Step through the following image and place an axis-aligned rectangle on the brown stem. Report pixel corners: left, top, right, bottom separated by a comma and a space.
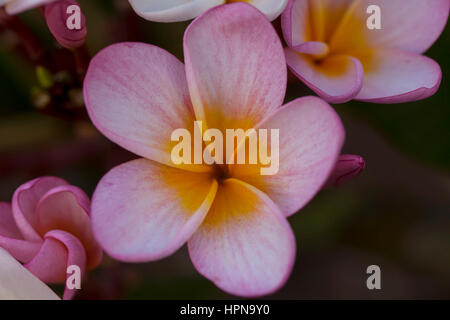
72, 44, 90, 80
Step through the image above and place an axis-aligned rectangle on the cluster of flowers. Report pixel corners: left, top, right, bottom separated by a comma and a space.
0, 0, 448, 299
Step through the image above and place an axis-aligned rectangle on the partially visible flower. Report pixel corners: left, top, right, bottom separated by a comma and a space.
282, 0, 449, 103
45, 0, 86, 50
325, 154, 365, 188
0, 0, 56, 15
0, 177, 103, 300
84, 3, 344, 297
0, 247, 59, 300
128, 0, 288, 22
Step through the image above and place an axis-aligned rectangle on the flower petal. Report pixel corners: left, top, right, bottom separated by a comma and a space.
35, 185, 103, 270
285, 48, 363, 103
184, 3, 287, 132
188, 179, 296, 297
0, 202, 21, 239
355, 48, 442, 103
5, 0, 56, 15
246, 0, 288, 21
0, 248, 59, 300
91, 158, 218, 262
331, 0, 450, 54
292, 41, 330, 57
129, 0, 223, 22
0, 203, 41, 263
24, 231, 86, 300
24, 237, 68, 283
230, 96, 345, 216
84, 42, 208, 172
282, 0, 354, 47
12, 177, 68, 242
45, 230, 87, 300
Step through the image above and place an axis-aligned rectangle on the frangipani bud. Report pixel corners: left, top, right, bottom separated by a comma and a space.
45, 0, 86, 50
325, 154, 366, 188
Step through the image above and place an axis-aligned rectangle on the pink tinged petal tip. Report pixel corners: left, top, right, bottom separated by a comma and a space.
324, 154, 366, 188
45, 0, 87, 50
355, 49, 442, 103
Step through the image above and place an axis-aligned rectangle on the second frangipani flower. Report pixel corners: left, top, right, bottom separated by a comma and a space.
282, 0, 450, 104
128, 0, 288, 22
84, 3, 344, 296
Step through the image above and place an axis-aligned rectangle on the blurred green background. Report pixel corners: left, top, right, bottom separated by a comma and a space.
0, 1, 449, 299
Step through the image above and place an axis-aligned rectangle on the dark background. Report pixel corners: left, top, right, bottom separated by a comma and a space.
0, 1, 449, 299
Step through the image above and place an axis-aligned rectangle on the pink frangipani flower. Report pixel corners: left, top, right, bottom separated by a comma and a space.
0, 0, 57, 15
282, 0, 449, 104
84, 3, 344, 297
0, 247, 59, 300
128, 0, 288, 22
0, 177, 103, 300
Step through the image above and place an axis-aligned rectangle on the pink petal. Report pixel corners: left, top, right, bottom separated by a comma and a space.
24, 236, 68, 283
285, 48, 364, 103
0, 202, 21, 239
91, 159, 218, 262
12, 177, 68, 242
45, 230, 87, 300
231, 96, 345, 217
184, 3, 287, 132
5, 0, 56, 15
282, 0, 310, 46
188, 179, 296, 297
0, 238, 41, 264
84, 42, 202, 170
339, 0, 450, 54
24, 231, 87, 300
0, 203, 41, 262
0, 248, 59, 300
35, 185, 103, 270
355, 48, 442, 103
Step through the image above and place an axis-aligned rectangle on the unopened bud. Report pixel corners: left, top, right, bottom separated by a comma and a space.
325, 154, 366, 188
45, 0, 86, 50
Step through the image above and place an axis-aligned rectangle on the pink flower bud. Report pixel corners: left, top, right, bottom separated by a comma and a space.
45, 0, 86, 50
325, 154, 366, 188
0, 177, 103, 300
